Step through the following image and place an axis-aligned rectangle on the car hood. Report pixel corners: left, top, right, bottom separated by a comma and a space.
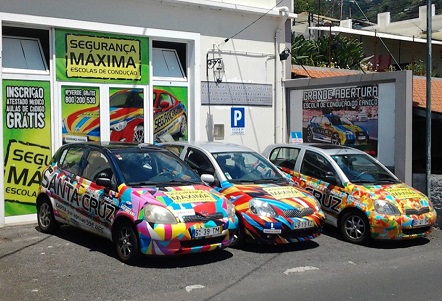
221, 183, 319, 211
346, 182, 433, 212
121, 184, 228, 218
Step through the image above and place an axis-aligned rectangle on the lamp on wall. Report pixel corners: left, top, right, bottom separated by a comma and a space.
207, 58, 225, 83
279, 48, 291, 61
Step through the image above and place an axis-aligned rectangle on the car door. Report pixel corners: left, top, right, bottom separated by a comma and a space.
297, 150, 346, 224
77, 148, 119, 237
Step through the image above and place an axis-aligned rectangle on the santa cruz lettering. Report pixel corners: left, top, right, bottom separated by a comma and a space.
305, 187, 342, 213
41, 168, 117, 222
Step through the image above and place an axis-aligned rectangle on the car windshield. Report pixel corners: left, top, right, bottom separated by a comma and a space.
213, 151, 286, 184
329, 115, 344, 125
112, 149, 202, 186
331, 153, 400, 184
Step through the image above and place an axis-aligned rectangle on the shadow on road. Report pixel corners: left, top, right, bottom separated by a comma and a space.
322, 224, 432, 249
234, 239, 319, 254
46, 224, 234, 268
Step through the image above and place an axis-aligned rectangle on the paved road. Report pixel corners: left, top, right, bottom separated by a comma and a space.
1, 223, 441, 301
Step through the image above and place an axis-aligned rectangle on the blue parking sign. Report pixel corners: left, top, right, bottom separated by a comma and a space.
231, 107, 245, 128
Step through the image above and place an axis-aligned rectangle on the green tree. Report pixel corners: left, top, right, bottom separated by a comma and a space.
291, 33, 365, 70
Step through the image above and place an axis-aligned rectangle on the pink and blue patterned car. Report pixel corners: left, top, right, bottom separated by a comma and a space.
36, 142, 237, 264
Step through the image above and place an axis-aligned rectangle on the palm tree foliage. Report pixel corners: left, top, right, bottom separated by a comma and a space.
291, 33, 365, 70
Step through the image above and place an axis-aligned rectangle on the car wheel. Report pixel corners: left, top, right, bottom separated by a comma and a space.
306, 128, 314, 142
339, 210, 370, 244
113, 221, 140, 264
133, 125, 144, 142
230, 214, 245, 248
331, 133, 341, 145
37, 197, 59, 234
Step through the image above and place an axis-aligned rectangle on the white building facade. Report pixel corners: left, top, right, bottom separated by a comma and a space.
0, 0, 294, 225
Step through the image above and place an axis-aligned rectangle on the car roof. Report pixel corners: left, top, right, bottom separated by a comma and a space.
161, 141, 255, 153
265, 143, 365, 156
62, 141, 164, 152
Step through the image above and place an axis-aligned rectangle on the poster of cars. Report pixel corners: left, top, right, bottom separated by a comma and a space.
62, 86, 100, 143
302, 85, 378, 155
61, 86, 187, 143
153, 86, 188, 142
3, 80, 51, 216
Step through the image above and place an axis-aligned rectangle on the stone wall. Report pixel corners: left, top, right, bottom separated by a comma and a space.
413, 173, 442, 228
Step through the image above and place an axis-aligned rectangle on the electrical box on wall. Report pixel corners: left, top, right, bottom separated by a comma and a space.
214, 124, 224, 140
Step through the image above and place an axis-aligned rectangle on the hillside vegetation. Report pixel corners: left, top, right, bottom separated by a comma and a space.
294, 0, 442, 23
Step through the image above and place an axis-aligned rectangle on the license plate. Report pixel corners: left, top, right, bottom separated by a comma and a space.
358, 136, 366, 140
412, 218, 428, 227
293, 220, 314, 229
194, 226, 222, 238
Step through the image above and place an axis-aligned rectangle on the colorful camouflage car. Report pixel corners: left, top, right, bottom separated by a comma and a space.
263, 143, 437, 243
37, 142, 237, 264
161, 141, 326, 247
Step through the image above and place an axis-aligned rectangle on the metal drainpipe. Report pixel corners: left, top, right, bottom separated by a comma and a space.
274, 7, 289, 144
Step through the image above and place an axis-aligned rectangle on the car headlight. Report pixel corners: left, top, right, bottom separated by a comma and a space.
374, 200, 400, 216
110, 120, 128, 132
144, 204, 177, 224
249, 199, 277, 217
226, 199, 236, 219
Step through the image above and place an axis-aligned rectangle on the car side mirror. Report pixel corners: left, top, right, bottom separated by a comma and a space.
96, 175, 113, 189
324, 171, 341, 186
201, 174, 215, 184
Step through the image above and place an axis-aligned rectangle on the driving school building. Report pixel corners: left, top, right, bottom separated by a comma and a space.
0, 0, 294, 225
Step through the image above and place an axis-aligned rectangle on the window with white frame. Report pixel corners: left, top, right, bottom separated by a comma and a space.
152, 41, 186, 80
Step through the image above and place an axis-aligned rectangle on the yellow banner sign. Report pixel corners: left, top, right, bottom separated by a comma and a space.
66, 34, 141, 80
164, 190, 216, 203
4, 141, 51, 204
385, 187, 423, 199
263, 186, 305, 199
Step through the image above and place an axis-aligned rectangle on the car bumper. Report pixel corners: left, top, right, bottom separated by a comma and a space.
241, 213, 325, 244
369, 210, 437, 240
136, 219, 237, 255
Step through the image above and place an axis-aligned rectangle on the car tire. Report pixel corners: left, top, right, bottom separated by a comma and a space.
113, 221, 141, 264
339, 210, 370, 244
229, 214, 245, 248
37, 197, 60, 234
331, 133, 341, 145
133, 125, 144, 142
306, 128, 314, 142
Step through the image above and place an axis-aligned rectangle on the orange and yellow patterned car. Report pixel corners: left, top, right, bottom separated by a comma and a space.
161, 141, 326, 248
263, 143, 437, 244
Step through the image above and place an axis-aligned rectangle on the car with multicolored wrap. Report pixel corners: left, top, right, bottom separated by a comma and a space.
306, 114, 369, 145
36, 142, 237, 264
160, 141, 325, 247
62, 89, 187, 143
262, 143, 437, 244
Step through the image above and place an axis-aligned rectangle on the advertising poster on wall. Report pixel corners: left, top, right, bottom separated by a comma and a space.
302, 85, 379, 155
3, 80, 51, 216
61, 86, 100, 143
108, 87, 144, 142
153, 86, 188, 142
55, 29, 149, 84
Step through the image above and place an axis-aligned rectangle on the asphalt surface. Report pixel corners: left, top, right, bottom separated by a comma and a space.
1, 222, 441, 301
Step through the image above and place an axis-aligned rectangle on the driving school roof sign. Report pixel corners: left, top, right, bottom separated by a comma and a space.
55, 29, 149, 84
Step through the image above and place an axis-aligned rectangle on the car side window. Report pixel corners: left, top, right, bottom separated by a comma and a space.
269, 147, 299, 170
300, 150, 335, 181
163, 145, 184, 157
83, 150, 113, 182
184, 149, 214, 176
59, 146, 86, 175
